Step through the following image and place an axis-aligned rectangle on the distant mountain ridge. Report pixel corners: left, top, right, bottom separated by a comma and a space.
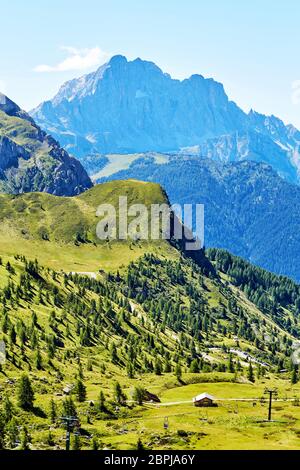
0, 93, 92, 196
31, 55, 300, 184
96, 155, 300, 282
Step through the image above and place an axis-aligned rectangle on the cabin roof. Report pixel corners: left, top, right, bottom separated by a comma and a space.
193, 392, 215, 402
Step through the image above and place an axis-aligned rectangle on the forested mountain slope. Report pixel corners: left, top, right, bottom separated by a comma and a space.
98, 156, 300, 281
0, 180, 300, 449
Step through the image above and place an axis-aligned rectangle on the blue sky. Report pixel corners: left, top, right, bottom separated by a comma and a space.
1, 0, 300, 127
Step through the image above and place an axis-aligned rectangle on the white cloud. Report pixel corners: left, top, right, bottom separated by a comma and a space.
34, 46, 109, 73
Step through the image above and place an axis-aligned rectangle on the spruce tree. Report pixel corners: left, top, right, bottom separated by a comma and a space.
62, 398, 77, 418
154, 359, 162, 375
136, 438, 145, 450
247, 362, 255, 383
75, 379, 87, 403
291, 365, 298, 384
3, 394, 14, 422
17, 374, 35, 410
190, 359, 200, 373
91, 436, 100, 450
133, 386, 146, 405
175, 363, 182, 381
19, 426, 31, 450
49, 399, 57, 424
98, 391, 106, 412
113, 382, 126, 405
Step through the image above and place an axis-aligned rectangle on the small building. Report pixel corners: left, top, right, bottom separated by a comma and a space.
193, 392, 216, 407
63, 384, 75, 396
144, 391, 161, 403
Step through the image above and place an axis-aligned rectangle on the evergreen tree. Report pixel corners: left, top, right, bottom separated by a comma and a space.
0, 412, 5, 450
98, 391, 106, 412
132, 386, 146, 405
49, 399, 57, 424
190, 359, 200, 373
34, 348, 43, 370
247, 362, 255, 383
17, 374, 35, 410
175, 363, 182, 381
110, 343, 118, 363
127, 361, 134, 378
154, 359, 162, 375
75, 379, 87, 403
113, 382, 126, 405
62, 398, 78, 418
3, 394, 14, 422
291, 365, 299, 384
91, 436, 100, 450
5, 417, 19, 449
19, 426, 31, 451
136, 438, 145, 450
227, 354, 235, 373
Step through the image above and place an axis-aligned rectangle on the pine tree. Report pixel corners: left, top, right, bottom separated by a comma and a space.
291, 365, 298, 384
127, 361, 134, 378
98, 391, 106, 412
110, 343, 118, 363
132, 386, 146, 405
227, 354, 235, 373
46, 431, 55, 447
62, 398, 77, 418
75, 379, 87, 403
34, 348, 43, 370
190, 359, 200, 373
175, 363, 182, 381
87, 358, 93, 371
19, 426, 31, 450
91, 436, 100, 450
136, 438, 145, 450
113, 382, 126, 405
17, 374, 35, 410
3, 394, 14, 422
154, 359, 162, 375
49, 399, 57, 424
5, 417, 19, 449
247, 362, 255, 383
0, 412, 5, 450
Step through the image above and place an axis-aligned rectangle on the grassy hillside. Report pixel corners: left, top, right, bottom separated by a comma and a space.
0, 180, 178, 272
0, 180, 300, 450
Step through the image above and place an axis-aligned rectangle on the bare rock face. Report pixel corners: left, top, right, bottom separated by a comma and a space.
0, 94, 92, 196
31, 56, 300, 183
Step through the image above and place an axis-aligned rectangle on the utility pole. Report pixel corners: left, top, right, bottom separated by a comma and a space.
164, 417, 169, 430
60, 416, 79, 450
264, 388, 278, 421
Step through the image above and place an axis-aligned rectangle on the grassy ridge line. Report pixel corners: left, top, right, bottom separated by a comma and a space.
0, 180, 178, 272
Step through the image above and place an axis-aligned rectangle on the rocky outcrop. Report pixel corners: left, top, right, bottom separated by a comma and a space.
0, 94, 92, 196
31, 56, 300, 183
